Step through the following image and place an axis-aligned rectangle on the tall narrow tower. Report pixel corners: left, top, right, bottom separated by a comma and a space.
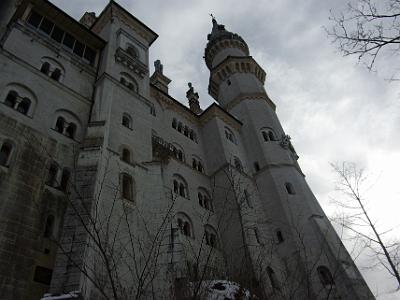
205, 19, 375, 299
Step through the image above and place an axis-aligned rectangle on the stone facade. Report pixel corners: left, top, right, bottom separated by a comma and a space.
0, 1, 375, 299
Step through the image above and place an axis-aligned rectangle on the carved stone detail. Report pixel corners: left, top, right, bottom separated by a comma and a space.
115, 47, 148, 78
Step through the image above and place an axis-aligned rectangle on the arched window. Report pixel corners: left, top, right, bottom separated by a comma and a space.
4, 90, 17, 108
40, 62, 50, 75
65, 123, 76, 139
16, 98, 31, 115
126, 45, 138, 59
60, 169, 70, 192
177, 122, 182, 132
198, 192, 203, 207
173, 175, 188, 199
317, 266, 334, 286
122, 113, 132, 129
198, 189, 213, 212
55, 117, 65, 133
46, 163, 58, 187
177, 213, 193, 238
198, 162, 204, 173
189, 130, 194, 140
51, 68, 62, 81
192, 158, 197, 169
244, 189, 253, 208
121, 173, 134, 201
285, 182, 296, 195
179, 183, 186, 197
121, 148, 131, 163
44, 215, 55, 238
262, 128, 276, 142
224, 127, 236, 144
0, 142, 13, 167
276, 230, 284, 243
234, 157, 243, 172
177, 150, 183, 161
267, 267, 279, 289
172, 118, 177, 129
205, 225, 218, 248
184, 126, 189, 137
173, 180, 179, 194
254, 162, 260, 172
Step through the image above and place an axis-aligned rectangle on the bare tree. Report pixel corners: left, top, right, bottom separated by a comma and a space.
331, 162, 400, 289
327, 0, 400, 78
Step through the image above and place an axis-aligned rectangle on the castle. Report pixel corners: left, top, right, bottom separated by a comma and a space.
0, 0, 375, 299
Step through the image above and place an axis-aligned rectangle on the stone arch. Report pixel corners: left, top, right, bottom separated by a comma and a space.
120, 72, 139, 92
172, 174, 189, 199
40, 56, 65, 82
53, 109, 83, 140
176, 212, 194, 238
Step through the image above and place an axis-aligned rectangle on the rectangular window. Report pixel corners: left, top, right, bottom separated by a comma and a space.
33, 266, 53, 285
73, 41, 85, 57
27, 11, 42, 28
62, 32, 75, 49
84, 46, 96, 65
39, 17, 54, 35
51, 25, 64, 43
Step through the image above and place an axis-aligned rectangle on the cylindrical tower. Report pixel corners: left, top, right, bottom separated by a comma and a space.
204, 19, 375, 299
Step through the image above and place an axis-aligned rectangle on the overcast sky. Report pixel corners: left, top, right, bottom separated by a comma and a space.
51, 0, 399, 298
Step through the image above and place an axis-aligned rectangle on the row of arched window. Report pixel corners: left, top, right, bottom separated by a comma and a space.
172, 118, 198, 143
176, 213, 219, 248
262, 128, 276, 142
172, 175, 213, 211
265, 265, 334, 291
3, 88, 80, 140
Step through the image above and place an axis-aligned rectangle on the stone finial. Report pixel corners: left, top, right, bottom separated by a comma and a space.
186, 82, 202, 114
154, 60, 163, 74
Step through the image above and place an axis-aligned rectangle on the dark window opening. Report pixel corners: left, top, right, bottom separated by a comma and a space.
4, 91, 17, 108
254, 228, 260, 244
39, 17, 54, 35
46, 163, 58, 186
192, 159, 197, 169
51, 68, 62, 81
73, 41, 85, 57
277, 230, 284, 243
317, 266, 335, 286
254, 162, 260, 172
65, 123, 76, 139
60, 169, 70, 192
55, 117, 64, 133
50, 25, 64, 43
179, 183, 186, 198
122, 115, 131, 128
172, 118, 177, 129
62, 33, 75, 49
16, 98, 31, 115
84, 47, 96, 65
285, 182, 296, 195
173, 180, 179, 194
122, 174, 133, 201
198, 162, 203, 173
0, 142, 12, 167
44, 215, 54, 238
33, 266, 53, 285
40, 62, 50, 75
268, 131, 275, 141
122, 149, 131, 163
198, 193, 203, 207
27, 11, 42, 28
